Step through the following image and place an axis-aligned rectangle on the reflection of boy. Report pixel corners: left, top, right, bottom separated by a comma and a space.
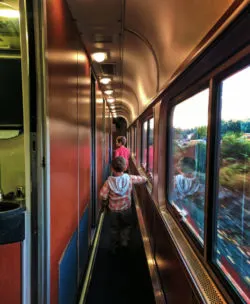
175, 157, 199, 197
173, 157, 204, 235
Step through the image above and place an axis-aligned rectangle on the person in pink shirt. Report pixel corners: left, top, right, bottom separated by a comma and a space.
114, 136, 130, 170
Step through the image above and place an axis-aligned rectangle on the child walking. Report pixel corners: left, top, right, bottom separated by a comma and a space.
114, 136, 130, 170
100, 156, 147, 253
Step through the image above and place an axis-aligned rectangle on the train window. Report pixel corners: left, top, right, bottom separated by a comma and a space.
169, 89, 209, 245
141, 118, 154, 178
148, 118, 154, 175
142, 121, 148, 170
133, 127, 137, 158
213, 65, 250, 303
127, 131, 131, 149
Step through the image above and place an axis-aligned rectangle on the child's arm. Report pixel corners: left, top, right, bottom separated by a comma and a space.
130, 175, 147, 185
99, 180, 110, 201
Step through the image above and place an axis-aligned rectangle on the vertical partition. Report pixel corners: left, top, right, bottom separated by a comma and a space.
45, 0, 92, 302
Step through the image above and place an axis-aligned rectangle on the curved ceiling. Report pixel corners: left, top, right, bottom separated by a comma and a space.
67, 0, 246, 124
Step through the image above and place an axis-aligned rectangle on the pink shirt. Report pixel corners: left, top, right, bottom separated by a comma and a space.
114, 145, 130, 168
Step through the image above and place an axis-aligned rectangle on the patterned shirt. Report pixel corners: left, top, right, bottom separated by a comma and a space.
100, 174, 147, 211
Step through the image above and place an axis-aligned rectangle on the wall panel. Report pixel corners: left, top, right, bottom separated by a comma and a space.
46, 0, 91, 302
95, 85, 104, 210
0, 243, 21, 304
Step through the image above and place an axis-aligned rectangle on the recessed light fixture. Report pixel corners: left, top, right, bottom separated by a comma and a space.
107, 97, 115, 103
104, 89, 113, 95
0, 9, 19, 18
91, 52, 107, 63
100, 77, 111, 85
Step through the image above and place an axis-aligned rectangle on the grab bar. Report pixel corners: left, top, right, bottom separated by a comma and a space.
78, 208, 106, 304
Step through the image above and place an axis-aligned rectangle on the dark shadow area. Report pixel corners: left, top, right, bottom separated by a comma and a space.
113, 117, 127, 149
86, 203, 155, 304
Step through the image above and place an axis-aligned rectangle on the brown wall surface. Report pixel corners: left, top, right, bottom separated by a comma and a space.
0, 243, 21, 304
46, 0, 91, 302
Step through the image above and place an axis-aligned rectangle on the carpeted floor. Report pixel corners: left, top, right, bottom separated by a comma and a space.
86, 205, 155, 304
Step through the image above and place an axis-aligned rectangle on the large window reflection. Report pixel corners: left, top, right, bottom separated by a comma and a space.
169, 89, 209, 244
133, 127, 137, 158
214, 66, 250, 303
148, 118, 154, 175
142, 121, 148, 170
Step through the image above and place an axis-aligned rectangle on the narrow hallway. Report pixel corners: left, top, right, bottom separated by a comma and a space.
86, 204, 155, 304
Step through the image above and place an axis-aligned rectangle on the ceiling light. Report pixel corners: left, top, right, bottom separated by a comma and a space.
91, 52, 107, 63
104, 89, 113, 95
107, 97, 115, 103
0, 9, 20, 18
100, 77, 111, 85
110, 105, 115, 109
113, 113, 117, 118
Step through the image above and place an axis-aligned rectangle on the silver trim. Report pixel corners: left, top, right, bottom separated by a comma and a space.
160, 209, 227, 304
19, 0, 31, 303
0, 54, 21, 59
79, 209, 106, 304
33, 0, 51, 302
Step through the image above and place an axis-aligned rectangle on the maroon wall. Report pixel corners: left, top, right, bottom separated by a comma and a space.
0, 243, 21, 303
46, 0, 91, 302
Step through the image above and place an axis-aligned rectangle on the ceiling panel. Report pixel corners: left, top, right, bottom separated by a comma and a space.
66, 0, 243, 124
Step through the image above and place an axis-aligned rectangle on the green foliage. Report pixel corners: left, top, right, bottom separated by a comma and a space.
221, 119, 250, 135
221, 132, 250, 160
197, 126, 207, 138
220, 164, 250, 196
220, 131, 250, 194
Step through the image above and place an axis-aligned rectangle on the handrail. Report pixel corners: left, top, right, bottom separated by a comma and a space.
78, 208, 106, 304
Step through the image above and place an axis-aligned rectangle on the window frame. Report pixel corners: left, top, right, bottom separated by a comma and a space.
165, 50, 250, 303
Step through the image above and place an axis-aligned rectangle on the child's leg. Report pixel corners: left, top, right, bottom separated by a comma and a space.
110, 211, 120, 252
120, 208, 132, 247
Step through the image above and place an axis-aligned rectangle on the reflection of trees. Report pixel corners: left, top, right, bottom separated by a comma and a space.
221, 132, 250, 160
220, 132, 250, 196
221, 119, 250, 135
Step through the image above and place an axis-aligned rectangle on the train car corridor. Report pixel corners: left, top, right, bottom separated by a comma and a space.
85, 203, 155, 304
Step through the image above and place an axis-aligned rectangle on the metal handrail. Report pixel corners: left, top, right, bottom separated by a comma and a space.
78, 208, 106, 304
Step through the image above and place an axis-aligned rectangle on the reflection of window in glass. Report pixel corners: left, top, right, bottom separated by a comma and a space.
126, 131, 129, 148
148, 118, 154, 174
214, 66, 250, 303
169, 89, 209, 244
0, 3, 20, 52
133, 127, 137, 158
142, 121, 148, 170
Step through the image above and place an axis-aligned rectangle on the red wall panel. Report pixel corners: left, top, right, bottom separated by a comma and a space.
46, 0, 91, 302
78, 51, 91, 216
96, 88, 104, 208
0, 243, 21, 304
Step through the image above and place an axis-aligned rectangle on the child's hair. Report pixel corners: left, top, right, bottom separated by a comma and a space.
116, 136, 126, 145
112, 156, 126, 172
178, 157, 196, 174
